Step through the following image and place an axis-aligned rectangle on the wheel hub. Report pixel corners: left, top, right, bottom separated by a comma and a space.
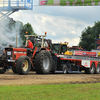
64, 68, 67, 74
23, 60, 28, 71
0, 67, 4, 70
43, 56, 50, 70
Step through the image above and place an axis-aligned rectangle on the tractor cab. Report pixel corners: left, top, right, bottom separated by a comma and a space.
52, 43, 67, 54
52, 42, 73, 55
24, 32, 52, 50
24, 34, 47, 48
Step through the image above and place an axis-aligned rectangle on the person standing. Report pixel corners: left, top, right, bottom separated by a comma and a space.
97, 45, 100, 49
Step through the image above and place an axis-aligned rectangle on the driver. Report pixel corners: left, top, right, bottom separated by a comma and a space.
26, 40, 33, 49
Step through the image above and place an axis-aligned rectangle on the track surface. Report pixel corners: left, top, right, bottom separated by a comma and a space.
0, 70, 100, 85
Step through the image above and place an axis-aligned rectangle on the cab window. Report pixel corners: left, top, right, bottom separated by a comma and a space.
60, 45, 67, 54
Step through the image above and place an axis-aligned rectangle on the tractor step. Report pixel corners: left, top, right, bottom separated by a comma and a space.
68, 71, 82, 74
55, 70, 82, 74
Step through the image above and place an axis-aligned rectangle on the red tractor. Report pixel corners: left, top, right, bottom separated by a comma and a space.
0, 33, 54, 75
68, 46, 83, 52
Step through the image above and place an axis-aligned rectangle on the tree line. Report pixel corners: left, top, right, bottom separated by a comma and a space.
79, 21, 100, 51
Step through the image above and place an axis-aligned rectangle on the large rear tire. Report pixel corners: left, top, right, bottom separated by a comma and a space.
0, 66, 6, 74
16, 56, 31, 75
94, 63, 100, 74
34, 50, 52, 74
85, 63, 95, 74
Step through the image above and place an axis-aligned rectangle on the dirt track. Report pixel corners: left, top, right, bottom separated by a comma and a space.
0, 70, 100, 85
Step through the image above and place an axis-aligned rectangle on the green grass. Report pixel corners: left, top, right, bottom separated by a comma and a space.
0, 83, 100, 100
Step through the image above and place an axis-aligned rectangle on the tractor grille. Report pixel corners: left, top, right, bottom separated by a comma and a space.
6, 51, 12, 59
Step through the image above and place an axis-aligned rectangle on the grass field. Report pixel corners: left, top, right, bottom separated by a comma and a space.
0, 83, 100, 100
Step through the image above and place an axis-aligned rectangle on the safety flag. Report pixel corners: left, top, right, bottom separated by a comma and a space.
39, 0, 100, 6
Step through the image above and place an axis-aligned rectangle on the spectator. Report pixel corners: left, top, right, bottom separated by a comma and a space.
97, 45, 100, 49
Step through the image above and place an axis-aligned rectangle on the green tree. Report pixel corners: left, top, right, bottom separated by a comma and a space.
79, 21, 100, 51
20, 23, 36, 45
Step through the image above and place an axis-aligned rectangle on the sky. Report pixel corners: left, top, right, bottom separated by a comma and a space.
9, 0, 100, 47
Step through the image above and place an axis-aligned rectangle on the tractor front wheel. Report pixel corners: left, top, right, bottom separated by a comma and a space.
16, 56, 31, 75
0, 66, 6, 74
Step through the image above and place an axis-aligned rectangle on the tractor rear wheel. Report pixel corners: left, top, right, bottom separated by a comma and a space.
34, 50, 52, 74
0, 66, 6, 74
16, 56, 31, 75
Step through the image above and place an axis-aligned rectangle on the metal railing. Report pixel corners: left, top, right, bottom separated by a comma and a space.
0, 0, 33, 11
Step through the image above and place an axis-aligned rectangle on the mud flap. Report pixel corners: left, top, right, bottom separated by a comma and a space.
81, 60, 90, 68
